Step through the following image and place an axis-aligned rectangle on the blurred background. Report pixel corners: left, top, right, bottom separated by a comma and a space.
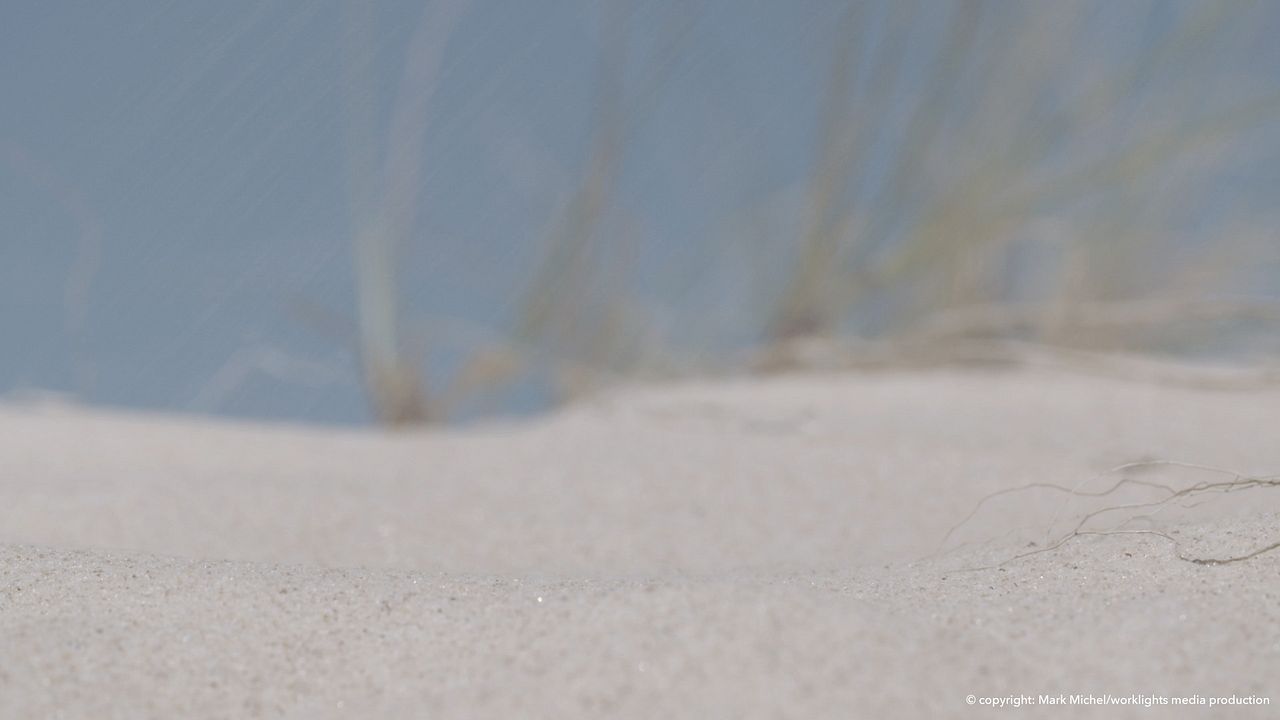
3, 0, 1279, 427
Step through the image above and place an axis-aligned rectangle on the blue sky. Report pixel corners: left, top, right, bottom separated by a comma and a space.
3, 1, 1278, 425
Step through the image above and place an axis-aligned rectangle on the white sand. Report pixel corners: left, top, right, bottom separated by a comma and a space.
2, 368, 1278, 717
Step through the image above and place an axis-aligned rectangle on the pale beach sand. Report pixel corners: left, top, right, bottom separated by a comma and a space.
2, 368, 1278, 718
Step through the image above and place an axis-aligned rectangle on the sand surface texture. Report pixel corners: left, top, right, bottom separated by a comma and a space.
2, 369, 1278, 718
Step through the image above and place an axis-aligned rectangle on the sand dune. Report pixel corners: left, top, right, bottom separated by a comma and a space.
3, 369, 1278, 717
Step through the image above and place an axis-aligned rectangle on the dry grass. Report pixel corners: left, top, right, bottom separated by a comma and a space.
942, 460, 1280, 570
341, 1, 1279, 424
341, 0, 468, 425
514, 2, 697, 402
759, 1, 1279, 369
